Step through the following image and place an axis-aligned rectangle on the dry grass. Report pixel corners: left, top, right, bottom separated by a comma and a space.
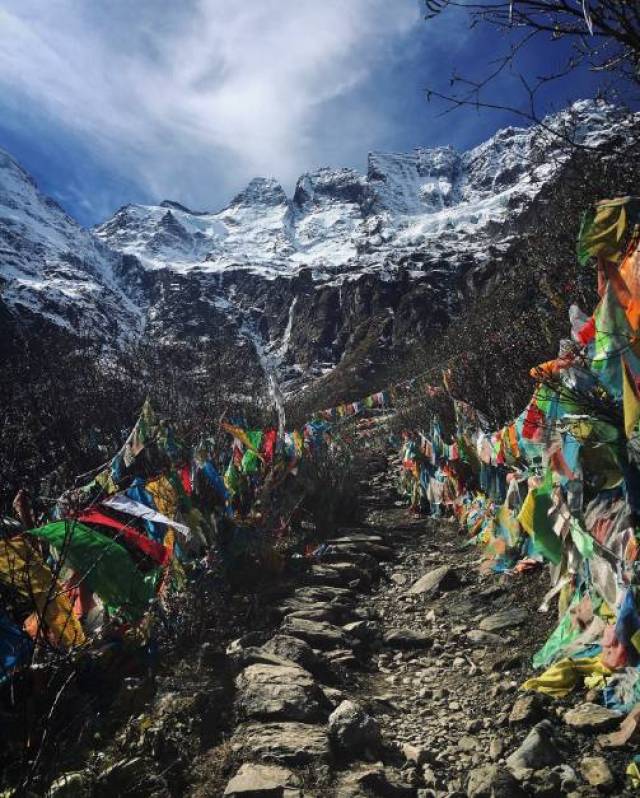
186, 739, 239, 798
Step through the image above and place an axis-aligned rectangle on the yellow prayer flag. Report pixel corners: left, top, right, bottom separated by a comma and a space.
0, 537, 85, 648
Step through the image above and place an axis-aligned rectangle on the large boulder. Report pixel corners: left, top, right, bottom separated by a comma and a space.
235, 663, 329, 722
328, 699, 381, 756
231, 721, 331, 766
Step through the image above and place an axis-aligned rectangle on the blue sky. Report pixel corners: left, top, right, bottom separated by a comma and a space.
0, 0, 619, 227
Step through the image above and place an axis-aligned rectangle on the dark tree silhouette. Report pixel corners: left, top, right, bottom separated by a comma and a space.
423, 1, 640, 128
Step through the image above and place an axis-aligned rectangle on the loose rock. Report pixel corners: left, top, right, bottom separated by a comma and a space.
509, 694, 546, 726
223, 762, 301, 797
406, 565, 459, 596
231, 721, 331, 766
328, 699, 382, 755
383, 628, 432, 649
564, 704, 622, 732
261, 634, 329, 679
466, 764, 526, 798
235, 663, 328, 722
281, 616, 353, 650
479, 609, 528, 633
506, 720, 564, 778
579, 756, 615, 790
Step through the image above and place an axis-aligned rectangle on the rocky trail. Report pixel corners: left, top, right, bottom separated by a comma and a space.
206, 450, 638, 798
55, 451, 637, 798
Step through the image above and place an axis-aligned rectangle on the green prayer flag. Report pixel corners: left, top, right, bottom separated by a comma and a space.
27, 521, 157, 621
533, 594, 581, 669
570, 519, 594, 560
518, 471, 562, 565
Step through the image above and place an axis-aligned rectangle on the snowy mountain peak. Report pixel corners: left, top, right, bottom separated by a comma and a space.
160, 199, 203, 214
2, 98, 637, 390
293, 167, 369, 210
90, 99, 635, 285
0, 146, 145, 337
229, 177, 288, 209
0, 146, 37, 190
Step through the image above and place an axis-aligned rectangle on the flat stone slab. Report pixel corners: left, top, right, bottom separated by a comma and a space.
281, 616, 353, 650
323, 550, 380, 573
232, 648, 306, 671
260, 635, 329, 680
235, 663, 328, 722
343, 620, 381, 642
310, 562, 368, 587
326, 649, 359, 669
328, 534, 385, 545
276, 599, 342, 620
332, 541, 394, 561
223, 762, 301, 797
231, 721, 331, 766
383, 628, 432, 649
406, 565, 459, 596
333, 764, 415, 798
564, 703, 622, 731
479, 608, 528, 632
284, 608, 340, 624
467, 765, 526, 798
294, 585, 355, 603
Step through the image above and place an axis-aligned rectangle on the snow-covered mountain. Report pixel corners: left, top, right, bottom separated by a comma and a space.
0, 100, 636, 392
96, 100, 628, 284
0, 148, 146, 339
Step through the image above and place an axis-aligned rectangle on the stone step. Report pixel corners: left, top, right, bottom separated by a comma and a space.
230, 721, 331, 767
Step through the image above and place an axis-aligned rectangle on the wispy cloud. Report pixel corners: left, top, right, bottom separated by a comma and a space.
0, 0, 421, 218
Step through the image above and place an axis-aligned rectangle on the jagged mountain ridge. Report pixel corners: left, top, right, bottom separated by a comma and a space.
0, 100, 635, 394
0, 149, 146, 340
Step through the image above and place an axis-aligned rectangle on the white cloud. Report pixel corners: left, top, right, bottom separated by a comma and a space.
0, 0, 420, 214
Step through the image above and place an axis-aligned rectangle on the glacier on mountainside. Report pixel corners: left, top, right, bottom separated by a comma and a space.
95, 100, 635, 285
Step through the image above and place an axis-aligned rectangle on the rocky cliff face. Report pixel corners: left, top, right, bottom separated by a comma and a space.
0, 100, 635, 395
